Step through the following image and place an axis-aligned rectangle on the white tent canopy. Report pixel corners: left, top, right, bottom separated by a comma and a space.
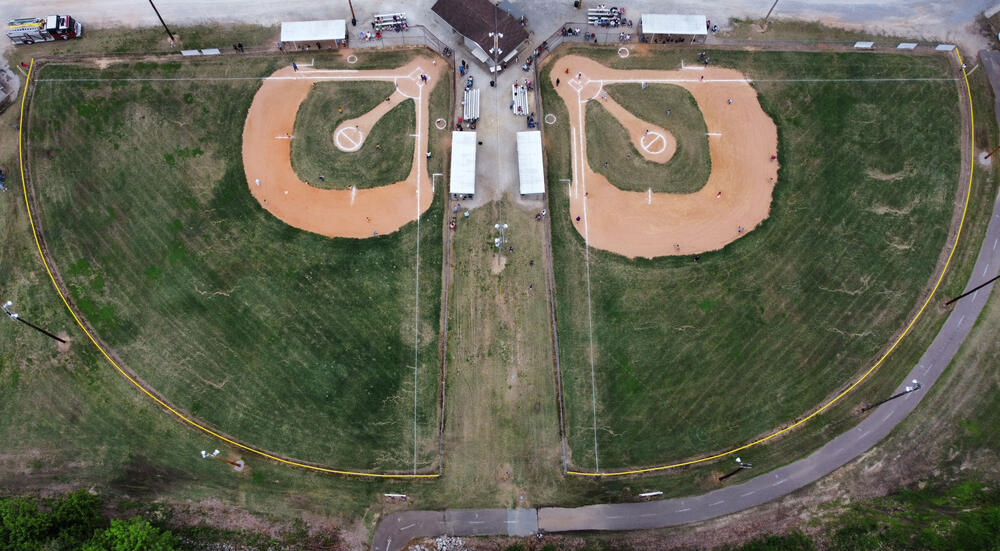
640, 14, 707, 36
516, 131, 545, 195
280, 20, 346, 43
450, 131, 477, 195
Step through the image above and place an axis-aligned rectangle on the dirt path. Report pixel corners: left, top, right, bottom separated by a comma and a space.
242, 56, 440, 238
550, 55, 779, 258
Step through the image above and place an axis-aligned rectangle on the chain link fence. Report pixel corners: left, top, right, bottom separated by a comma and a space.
349, 25, 452, 58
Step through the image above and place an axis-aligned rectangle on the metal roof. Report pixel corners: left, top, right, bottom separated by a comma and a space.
516, 131, 545, 195
450, 131, 477, 195
280, 20, 346, 43
640, 14, 708, 35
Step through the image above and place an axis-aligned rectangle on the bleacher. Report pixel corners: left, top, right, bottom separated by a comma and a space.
511, 83, 529, 116
587, 5, 626, 27
463, 89, 480, 121
372, 12, 408, 32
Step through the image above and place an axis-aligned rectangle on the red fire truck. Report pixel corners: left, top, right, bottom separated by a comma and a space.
7, 15, 82, 45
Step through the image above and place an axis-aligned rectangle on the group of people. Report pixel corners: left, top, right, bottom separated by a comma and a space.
372, 14, 408, 33
358, 30, 384, 41
590, 5, 628, 27
617, 32, 633, 42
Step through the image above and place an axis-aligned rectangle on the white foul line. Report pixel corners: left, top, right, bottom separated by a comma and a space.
577, 93, 601, 472
411, 80, 425, 474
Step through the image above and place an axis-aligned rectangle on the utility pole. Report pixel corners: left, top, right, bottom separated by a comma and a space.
201, 450, 245, 471
718, 457, 752, 481
2, 301, 66, 343
147, 0, 175, 44
348, 0, 357, 26
761, 0, 780, 30
860, 381, 921, 413
946, 274, 1000, 305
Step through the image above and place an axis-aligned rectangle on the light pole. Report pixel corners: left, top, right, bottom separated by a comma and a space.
147, 0, 175, 44
488, 2, 502, 85
860, 380, 922, 413
2, 301, 66, 343
488, 32, 503, 84
718, 457, 753, 481
201, 449, 245, 471
347, 0, 357, 27
495, 223, 509, 248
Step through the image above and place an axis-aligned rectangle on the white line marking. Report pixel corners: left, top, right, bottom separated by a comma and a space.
579, 93, 601, 472
993, 238, 997, 250
741, 491, 755, 497
400, 523, 415, 531
983, 264, 990, 277
706, 132, 722, 136
860, 429, 872, 438
411, 82, 425, 474
608, 515, 623, 519
973, 290, 978, 302
883, 411, 893, 422
773, 479, 785, 486
647, 187, 652, 205
38, 76, 959, 83
350, 182, 357, 205
676, 508, 691, 512
710, 500, 725, 506
641, 513, 656, 517
958, 315, 965, 327
469, 521, 484, 525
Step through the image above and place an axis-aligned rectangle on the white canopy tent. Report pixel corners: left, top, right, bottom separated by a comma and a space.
450, 131, 477, 195
516, 131, 545, 195
640, 14, 707, 36
280, 19, 347, 47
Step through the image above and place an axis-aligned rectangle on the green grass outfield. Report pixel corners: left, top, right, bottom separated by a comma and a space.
290, 81, 415, 190
586, 83, 710, 194
26, 53, 443, 472
542, 47, 962, 470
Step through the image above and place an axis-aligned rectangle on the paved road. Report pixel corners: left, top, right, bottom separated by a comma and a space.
371, 55, 1000, 550
1, 0, 992, 54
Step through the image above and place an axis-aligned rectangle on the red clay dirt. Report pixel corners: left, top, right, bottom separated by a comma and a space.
550, 55, 779, 258
242, 56, 440, 238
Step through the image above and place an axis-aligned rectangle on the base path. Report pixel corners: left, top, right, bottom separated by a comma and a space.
551, 55, 778, 258
242, 57, 440, 238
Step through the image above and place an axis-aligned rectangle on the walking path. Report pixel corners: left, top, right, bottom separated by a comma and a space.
372, 53, 1000, 550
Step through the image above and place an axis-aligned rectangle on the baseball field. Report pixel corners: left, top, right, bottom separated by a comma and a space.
541, 47, 963, 471
26, 51, 448, 472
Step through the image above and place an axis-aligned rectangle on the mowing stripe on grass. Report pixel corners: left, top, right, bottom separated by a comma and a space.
567, 50, 977, 477
19, 58, 438, 479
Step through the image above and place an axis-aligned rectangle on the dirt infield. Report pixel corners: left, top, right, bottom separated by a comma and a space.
242, 56, 440, 238
550, 55, 779, 258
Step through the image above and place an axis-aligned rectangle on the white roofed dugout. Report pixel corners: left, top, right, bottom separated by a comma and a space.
280, 20, 346, 44
640, 14, 707, 36
516, 131, 545, 195
450, 131, 477, 195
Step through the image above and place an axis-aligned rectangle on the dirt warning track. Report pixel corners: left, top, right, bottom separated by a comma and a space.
242, 57, 440, 238
551, 55, 779, 258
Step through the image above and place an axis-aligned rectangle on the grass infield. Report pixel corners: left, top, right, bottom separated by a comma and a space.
27, 54, 442, 471
587, 83, 710, 194
543, 48, 961, 470
290, 81, 415, 190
